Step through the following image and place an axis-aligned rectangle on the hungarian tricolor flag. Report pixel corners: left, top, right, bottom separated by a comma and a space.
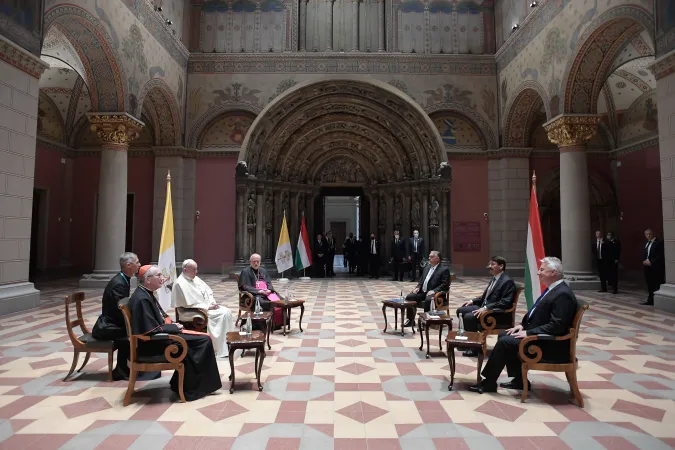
525, 172, 546, 309
295, 215, 312, 271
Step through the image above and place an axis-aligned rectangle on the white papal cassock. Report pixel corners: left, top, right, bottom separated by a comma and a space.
172, 274, 234, 357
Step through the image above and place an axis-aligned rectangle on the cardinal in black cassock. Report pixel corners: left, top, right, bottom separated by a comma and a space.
129, 265, 222, 401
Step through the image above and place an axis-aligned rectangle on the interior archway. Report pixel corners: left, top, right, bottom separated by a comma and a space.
503, 85, 546, 148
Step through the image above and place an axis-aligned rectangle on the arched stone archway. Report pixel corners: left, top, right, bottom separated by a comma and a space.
138, 79, 182, 146
234, 77, 451, 271
561, 5, 655, 114
43, 5, 128, 113
188, 104, 263, 148
503, 83, 548, 148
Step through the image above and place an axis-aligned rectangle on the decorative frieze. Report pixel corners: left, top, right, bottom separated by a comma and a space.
0, 34, 49, 78
648, 49, 675, 81
544, 115, 599, 147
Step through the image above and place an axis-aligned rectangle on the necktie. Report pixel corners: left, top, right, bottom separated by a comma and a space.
414, 239, 417, 252
526, 288, 548, 319
487, 277, 496, 295
647, 241, 652, 257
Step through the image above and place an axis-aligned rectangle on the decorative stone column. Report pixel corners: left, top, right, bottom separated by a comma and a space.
80, 113, 144, 288
544, 114, 599, 289
299, 0, 308, 51
351, 0, 359, 51
377, 0, 385, 51
236, 184, 247, 262
60, 156, 74, 267
313, 0, 320, 51
326, 0, 334, 51
651, 51, 675, 312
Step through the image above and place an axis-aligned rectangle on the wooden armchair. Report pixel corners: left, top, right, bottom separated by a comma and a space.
175, 307, 208, 332
518, 299, 589, 407
63, 291, 116, 382
479, 286, 524, 356
234, 273, 254, 327
119, 298, 188, 406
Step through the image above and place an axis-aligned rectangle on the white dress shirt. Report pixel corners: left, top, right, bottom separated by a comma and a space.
422, 264, 438, 292
527, 278, 565, 319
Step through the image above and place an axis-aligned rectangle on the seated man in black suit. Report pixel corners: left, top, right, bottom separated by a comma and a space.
91, 252, 140, 380
404, 251, 451, 326
456, 256, 516, 357
469, 256, 577, 393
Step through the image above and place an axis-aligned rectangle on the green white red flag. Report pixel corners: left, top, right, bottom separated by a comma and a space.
294, 214, 312, 270
525, 172, 546, 309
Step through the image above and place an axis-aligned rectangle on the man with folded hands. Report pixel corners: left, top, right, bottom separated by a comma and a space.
404, 250, 451, 326
456, 256, 516, 357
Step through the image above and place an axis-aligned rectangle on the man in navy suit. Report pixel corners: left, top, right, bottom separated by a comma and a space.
456, 256, 516, 357
469, 257, 577, 393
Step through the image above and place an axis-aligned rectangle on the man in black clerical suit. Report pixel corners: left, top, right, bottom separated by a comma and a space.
344, 233, 356, 273
606, 231, 621, 294
456, 256, 516, 357
643, 228, 665, 306
592, 230, 610, 293
368, 233, 381, 279
91, 252, 140, 380
408, 230, 425, 282
325, 231, 336, 277
238, 253, 278, 312
469, 257, 577, 393
313, 233, 327, 278
129, 265, 221, 401
391, 230, 406, 281
404, 251, 451, 325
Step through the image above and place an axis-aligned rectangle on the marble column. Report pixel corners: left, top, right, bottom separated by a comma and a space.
440, 186, 451, 265
544, 115, 600, 289
313, 0, 320, 51
326, 0, 334, 51
351, 0, 359, 51
256, 188, 264, 257
651, 51, 675, 312
422, 190, 429, 243
60, 157, 74, 267
80, 113, 144, 288
377, 0, 385, 51
236, 184, 247, 262
300, 0, 308, 51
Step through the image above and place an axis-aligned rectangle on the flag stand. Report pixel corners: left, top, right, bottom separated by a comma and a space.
299, 268, 311, 281
277, 270, 289, 283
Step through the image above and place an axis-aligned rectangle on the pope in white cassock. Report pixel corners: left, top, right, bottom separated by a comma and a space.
172, 259, 234, 358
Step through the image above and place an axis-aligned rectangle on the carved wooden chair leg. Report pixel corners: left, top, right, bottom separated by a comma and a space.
566, 369, 583, 408
107, 351, 114, 382
64, 350, 80, 381
123, 369, 138, 406
236, 310, 242, 327
520, 365, 530, 403
77, 353, 91, 373
177, 365, 186, 403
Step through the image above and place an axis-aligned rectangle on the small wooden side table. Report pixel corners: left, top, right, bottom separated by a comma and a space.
418, 312, 453, 358
272, 300, 305, 336
243, 311, 273, 350
446, 331, 484, 391
226, 331, 266, 393
381, 300, 417, 336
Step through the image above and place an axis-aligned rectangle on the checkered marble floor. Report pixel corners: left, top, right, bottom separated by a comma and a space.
0, 276, 674, 449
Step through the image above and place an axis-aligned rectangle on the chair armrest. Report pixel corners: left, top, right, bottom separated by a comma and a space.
140, 333, 189, 363
148, 333, 170, 340
479, 310, 497, 333
175, 307, 209, 332
518, 332, 575, 364
240, 292, 254, 310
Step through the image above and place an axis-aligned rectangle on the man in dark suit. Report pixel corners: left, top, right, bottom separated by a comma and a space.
404, 251, 451, 325
456, 256, 516, 357
593, 230, 610, 292
91, 252, 140, 380
643, 228, 665, 305
606, 231, 621, 294
325, 231, 336, 277
408, 230, 425, 282
368, 233, 380, 279
391, 230, 406, 281
313, 233, 327, 278
469, 257, 577, 393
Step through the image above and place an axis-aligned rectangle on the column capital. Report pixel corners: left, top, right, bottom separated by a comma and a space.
648, 48, 675, 81
86, 112, 145, 148
543, 114, 599, 148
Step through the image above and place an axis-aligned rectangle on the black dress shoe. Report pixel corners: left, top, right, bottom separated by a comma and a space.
499, 380, 531, 390
409, 279, 416, 282
641, 301, 654, 306
462, 349, 478, 357
392, 278, 398, 281
468, 382, 496, 394
404, 319, 412, 327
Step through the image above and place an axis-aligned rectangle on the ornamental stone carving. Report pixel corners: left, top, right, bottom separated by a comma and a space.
379, 193, 386, 229
247, 193, 257, 228
429, 195, 440, 227
316, 157, 367, 184
281, 192, 290, 216
544, 115, 599, 147
264, 192, 273, 232
394, 196, 403, 228
87, 113, 144, 147
411, 196, 421, 229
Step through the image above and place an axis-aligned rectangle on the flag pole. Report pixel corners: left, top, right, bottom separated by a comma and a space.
298, 211, 311, 281
276, 209, 291, 283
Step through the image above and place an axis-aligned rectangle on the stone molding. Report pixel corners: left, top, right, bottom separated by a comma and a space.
188, 52, 497, 75
0, 33, 49, 79
543, 114, 599, 147
609, 137, 659, 158
86, 113, 145, 148
648, 48, 675, 81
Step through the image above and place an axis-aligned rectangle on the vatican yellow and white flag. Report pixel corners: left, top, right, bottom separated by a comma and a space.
275, 211, 293, 273
157, 171, 176, 310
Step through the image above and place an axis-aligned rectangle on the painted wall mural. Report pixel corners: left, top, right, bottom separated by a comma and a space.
494, 0, 528, 49
431, 112, 485, 147
0, 0, 43, 54
539, 27, 567, 97
423, 84, 474, 108
122, 24, 149, 113
620, 91, 659, 145
200, 114, 255, 148
37, 92, 65, 143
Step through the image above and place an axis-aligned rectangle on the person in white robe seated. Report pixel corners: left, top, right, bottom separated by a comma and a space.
172, 259, 234, 358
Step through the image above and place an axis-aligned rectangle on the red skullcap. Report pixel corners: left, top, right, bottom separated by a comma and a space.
138, 265, 153, 279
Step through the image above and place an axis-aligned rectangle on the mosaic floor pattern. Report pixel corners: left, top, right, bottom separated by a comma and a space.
0, 276, 674, 449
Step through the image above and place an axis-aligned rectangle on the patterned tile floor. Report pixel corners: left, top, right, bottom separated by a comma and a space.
0, 276, 674, 449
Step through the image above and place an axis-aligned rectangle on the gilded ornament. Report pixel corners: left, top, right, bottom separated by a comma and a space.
544, 115, 599, 147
